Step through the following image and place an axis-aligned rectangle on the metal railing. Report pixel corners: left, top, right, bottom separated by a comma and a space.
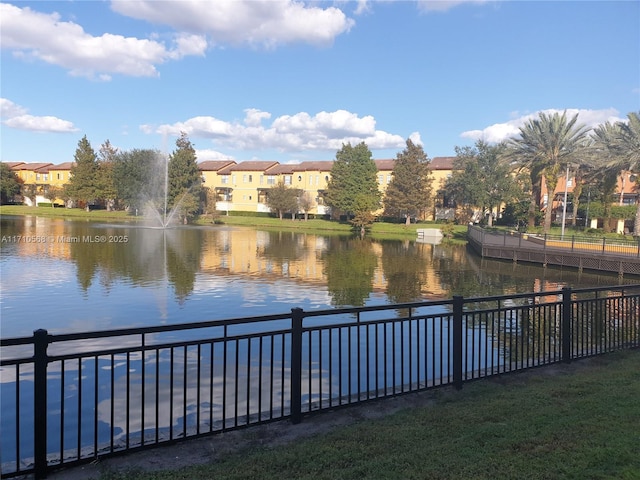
468, 225, 640, 257
1, 285, 639, 478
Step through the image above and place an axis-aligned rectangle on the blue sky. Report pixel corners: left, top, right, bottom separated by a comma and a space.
1, 0, 639, 164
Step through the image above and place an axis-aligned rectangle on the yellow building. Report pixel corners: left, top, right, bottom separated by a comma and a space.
216, 161, 279, 213
290, 161, 334, 216
47, 162, 74, 188
8, 162, 54, 205
429, 157, 456, 221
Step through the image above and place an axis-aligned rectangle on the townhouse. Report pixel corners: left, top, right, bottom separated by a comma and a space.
4, 158, 637, 231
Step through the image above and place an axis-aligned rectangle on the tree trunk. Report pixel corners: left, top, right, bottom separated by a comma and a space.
405, 215, 411, 226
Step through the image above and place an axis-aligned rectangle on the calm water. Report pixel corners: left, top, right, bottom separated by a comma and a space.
0, 214, 631, 338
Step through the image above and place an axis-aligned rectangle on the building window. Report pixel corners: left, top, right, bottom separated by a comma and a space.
221, 176, 229, 184
284, 175, 291, 185
260, 175, 264, 185
267, 175, 276, 185
378, 174, 383, 183
386, 174, 392, 183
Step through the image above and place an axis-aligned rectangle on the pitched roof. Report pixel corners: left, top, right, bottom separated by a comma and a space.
291, 161, 335, 172
198, 160, 236, 171
11, 162, 53, 171
265, 164, 295, 174
2, 162, 25, 168
218, 161, 279, 174
48, 162, 75, 170
374, 159, 395, 171
430, 157, 456, 170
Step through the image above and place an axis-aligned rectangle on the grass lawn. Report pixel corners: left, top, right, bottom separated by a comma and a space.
97, 350, 640, 480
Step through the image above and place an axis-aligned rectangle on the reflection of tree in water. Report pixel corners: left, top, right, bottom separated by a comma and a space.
69, 224, 202, 301
258, 231, 305, 264
164, 228, 203, 303
322, 236, 377, 306
380, 239, 430, 304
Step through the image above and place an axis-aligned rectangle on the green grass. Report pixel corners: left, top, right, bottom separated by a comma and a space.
0, 205, 468, 240
0, 204, 140, 222
98, 350, 640, 480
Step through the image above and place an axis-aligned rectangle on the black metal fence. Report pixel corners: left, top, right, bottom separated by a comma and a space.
1, 285, 639, 479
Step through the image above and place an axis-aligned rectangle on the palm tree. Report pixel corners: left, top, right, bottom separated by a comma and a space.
505, 111, 590, 233
595, 112, 640, 235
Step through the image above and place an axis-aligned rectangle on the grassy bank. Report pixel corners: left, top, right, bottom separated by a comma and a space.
95, 350, 640, 480
0, 205, 467, 241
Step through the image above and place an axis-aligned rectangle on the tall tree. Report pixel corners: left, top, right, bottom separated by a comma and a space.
167, 132, 202, 222
505, 111, 590, 233
65, 135, 98, 210
97, 139, 119, 211
266, 181, 299, 219
0, 163, 21, 204
112, 149, 160, 214
445, 141, 522, 226
325, 142, 380, 227
383, 139, 433, 225
594, 112, 640, 235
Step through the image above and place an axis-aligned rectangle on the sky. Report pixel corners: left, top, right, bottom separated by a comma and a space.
1, 0, 639, 165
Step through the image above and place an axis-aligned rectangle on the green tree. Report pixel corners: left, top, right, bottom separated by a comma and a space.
325, 142, 381, 227
383, 139, 433, 225
298, 191, 315, 221
594, 112, 640, 235
44, 185, 62, 206
65, 135, 99, 211
0, 163, 21, 204
446, 141, 522, 226
505, 111, 590, 233
112, 149, 160, 214
266, 180, 299, 219
167, 132, 202, 223
97, 139, 119, 211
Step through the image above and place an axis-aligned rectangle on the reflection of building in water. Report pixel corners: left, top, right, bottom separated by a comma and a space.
199, 228, 450, 298
6, 217, 451, 299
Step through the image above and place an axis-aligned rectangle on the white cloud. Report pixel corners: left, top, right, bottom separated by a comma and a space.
110, 0, 355, 48
460, 108, 626, 143
408, 131, 423, 146
0, 3, 206, 79
0, 98, 78, 133
195, 149, 235, 161
0, 98, 27, 118
148, 109, 408, 153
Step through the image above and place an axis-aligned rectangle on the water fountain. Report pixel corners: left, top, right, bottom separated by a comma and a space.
142, 152, 187, 228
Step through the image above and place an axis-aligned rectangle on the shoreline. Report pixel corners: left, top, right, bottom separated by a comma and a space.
0, 205, 467, 242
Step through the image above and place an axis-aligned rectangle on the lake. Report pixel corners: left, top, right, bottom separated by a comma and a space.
0, 214, 631, 338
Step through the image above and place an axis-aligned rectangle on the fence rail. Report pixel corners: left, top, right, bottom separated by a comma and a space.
1, 285, 639, 479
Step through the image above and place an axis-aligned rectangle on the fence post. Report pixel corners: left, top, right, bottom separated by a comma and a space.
34, 329, 49, 479
290, 308, 304, 424
561, 287, 572, 363
453, 296, 464, 390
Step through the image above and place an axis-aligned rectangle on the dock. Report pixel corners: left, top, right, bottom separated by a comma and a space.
467, 225, 640, 277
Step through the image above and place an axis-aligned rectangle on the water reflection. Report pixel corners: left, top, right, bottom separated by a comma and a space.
1, 215, 634, 339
